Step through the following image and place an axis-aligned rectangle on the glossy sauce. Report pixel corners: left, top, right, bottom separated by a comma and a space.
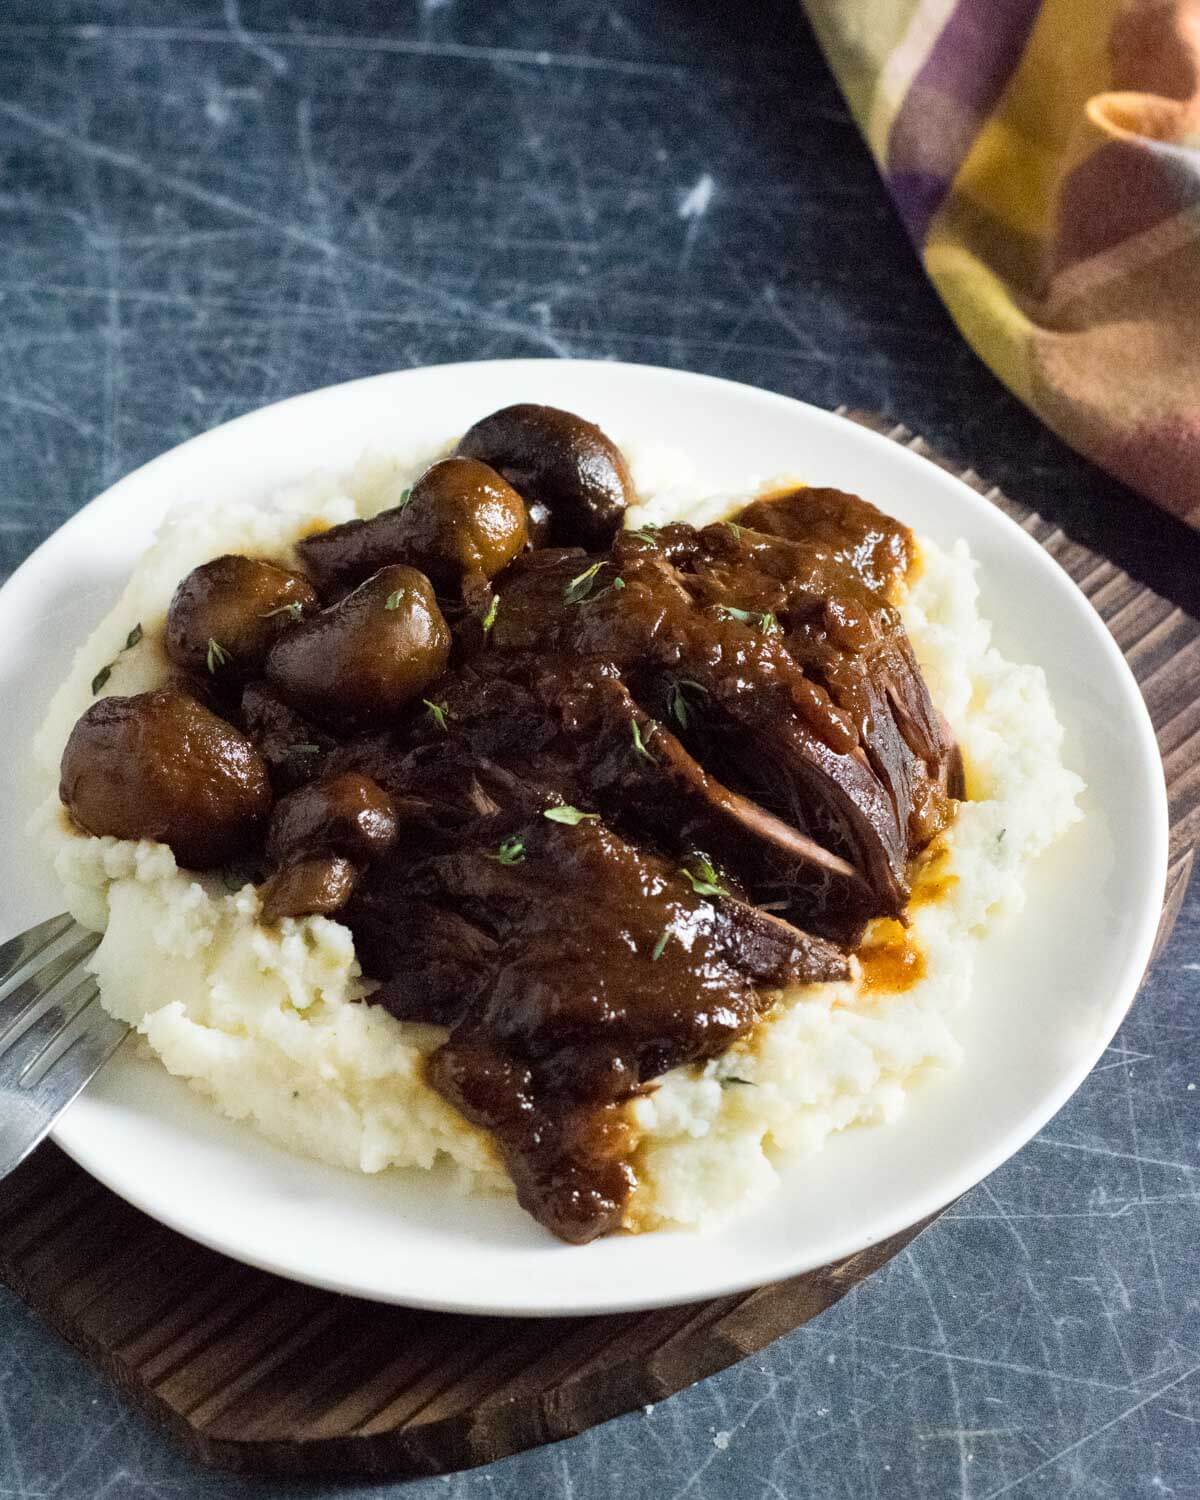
60, 436, 963, 1244
855, 917, 926, 994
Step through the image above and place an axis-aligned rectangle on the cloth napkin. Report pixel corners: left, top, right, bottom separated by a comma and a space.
803, 0, 1200, 526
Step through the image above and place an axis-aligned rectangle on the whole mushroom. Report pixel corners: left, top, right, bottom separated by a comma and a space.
165, 554, 319, 681
299, 458, 528, 595
59, 687, 272, 868
265, 565, 451, 728
455, 403, 635, 549
266, 772, 397, 866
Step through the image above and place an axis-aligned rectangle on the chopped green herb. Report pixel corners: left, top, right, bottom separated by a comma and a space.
724, 520, 745, 540
289, 743, 321, 755
681, 857, 729, 898
721, 1076, 756, 1089
395, 487, 413, 510
630, 717, 658, 764
667, 677, 709, 731
206, 638, 230, 674
563, 561, 605, 605
261, 601, 304, 622
385, 590, 405, 610
482, 594, 500, 633
581, 575, 626, 607
489, 836, 526, 866
424, 699, 451, 733
651, 927, 672, 962
718, 605, 781, 635
543, 805, 599, 826
627, 525, 660, 545
997, 827, 1007, 846
92, 622, 144, 694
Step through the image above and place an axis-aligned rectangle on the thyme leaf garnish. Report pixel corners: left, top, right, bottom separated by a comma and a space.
681, 857, 729, 898
627, 524, 660, 545
543, 805, 599, 826
667, 677, 709, 730
206, 638, 230, 674
482, 594, 500, 633
489, 836, 526, 866
562, 561, 605, 604
424, 699, 451, 733
630, 717, 658, 764
92, 621, 144, 694
289, 742, 321, 755
385, 590, 405, 610
261, 601, 304, 622
586, 576, 625, 604
651, 927, 672, 962
717, 605, 781, 635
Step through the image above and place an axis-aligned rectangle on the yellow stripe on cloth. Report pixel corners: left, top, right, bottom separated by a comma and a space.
805, 0, 950, 154
922, 0, 1122, 401
941, 0, 1118, 240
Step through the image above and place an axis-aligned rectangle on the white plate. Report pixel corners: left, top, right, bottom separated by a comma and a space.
0, 361, 1168, 1316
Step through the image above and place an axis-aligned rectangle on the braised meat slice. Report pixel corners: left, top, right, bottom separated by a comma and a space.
724, 487, 960, 820
485, 539, 914, 912
241, 681, 337, 793
735, 485, 911, 595
412, 657, 879, 940
346, 785, 847, 1242
65, 402, 961, 1245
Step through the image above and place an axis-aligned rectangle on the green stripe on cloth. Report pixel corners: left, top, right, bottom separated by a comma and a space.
804, 0, 1200, 525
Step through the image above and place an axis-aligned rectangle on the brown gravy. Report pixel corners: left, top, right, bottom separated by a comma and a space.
59, 417, 962, 1244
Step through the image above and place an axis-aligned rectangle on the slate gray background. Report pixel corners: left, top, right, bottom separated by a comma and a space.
1, 3, 1197, 1496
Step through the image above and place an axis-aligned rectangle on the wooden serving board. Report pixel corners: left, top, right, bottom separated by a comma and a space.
1, 416, 1195, 1479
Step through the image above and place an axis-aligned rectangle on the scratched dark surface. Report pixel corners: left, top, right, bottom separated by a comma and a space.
1, 2, 1198, 1497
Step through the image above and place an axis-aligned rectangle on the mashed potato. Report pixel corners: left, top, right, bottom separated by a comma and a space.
31, 443, 1084, 1230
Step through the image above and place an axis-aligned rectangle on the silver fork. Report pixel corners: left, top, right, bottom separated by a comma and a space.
0, 913, 128, 1178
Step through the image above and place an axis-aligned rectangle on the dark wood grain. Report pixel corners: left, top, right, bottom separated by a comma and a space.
1, 417, 1191, 1479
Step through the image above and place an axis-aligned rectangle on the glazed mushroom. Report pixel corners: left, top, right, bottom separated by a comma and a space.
455, 403, 635, 549
59, 687, 271, 868
266, 772, 397, 866
299, 458, 528, 595
258, 771, 397, 922
259, 855, 357, 923
165, 554, 319, 682
264, 565, 451, 728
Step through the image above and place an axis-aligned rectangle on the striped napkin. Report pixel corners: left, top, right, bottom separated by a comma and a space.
804, 0, 1200, 527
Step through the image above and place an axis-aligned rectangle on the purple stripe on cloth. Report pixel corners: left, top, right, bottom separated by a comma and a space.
1051, 138, 1196, 277
885, 0, 1044, 244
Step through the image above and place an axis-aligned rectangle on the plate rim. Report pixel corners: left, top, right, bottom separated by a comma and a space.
0, 358, 1169, 1315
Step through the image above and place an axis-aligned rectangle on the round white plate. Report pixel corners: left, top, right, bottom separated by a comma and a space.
0, 361, 1167, 1316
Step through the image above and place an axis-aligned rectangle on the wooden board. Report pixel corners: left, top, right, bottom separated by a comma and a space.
1, 415, 1195, 1479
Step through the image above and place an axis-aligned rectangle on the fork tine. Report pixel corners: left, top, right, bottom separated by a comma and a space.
0, 913, 77, 989
0, 932, 101, 1044
0, 993, 127, 1178
0, 973, 102, 1089
29, 999, 128, 1108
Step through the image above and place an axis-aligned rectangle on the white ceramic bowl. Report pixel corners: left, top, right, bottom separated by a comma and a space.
0, 361, 1167, 1316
